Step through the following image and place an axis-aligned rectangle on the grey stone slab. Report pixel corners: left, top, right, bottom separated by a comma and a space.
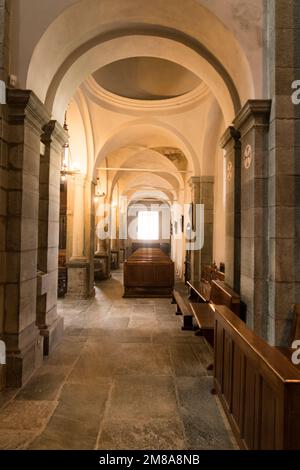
128, 318, 158, 329
97, 418, 186, 450
16, 366, 69, 401
132, 304, 155, 314
98, 317, 130, 329
175, 377, 234, 449
84, 327, 154, 340
191, 340, 214, 371
152, 331, 203, 344
108, 306, 132, 317
28, 414, 99, 450
67, 348, 118, 380
64, 327, 84, 336
106, 376, 178, 420
0, 400, 57, 430
182, 416, 234, 450
54, 381, 111, 422
113, 343, 173, 376
169, 344, 206, 377
0, 429, 36, 450
175, 376, 217, 417
44, 338, 85, 366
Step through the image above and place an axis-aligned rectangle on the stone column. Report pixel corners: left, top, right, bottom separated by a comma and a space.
266, 0, 300, 345
5, 90, 50, 387
0, 85, 8, 390
188, 176, 214, 281
188, 177, 201, 281
234, 100, 271, 338
0, 0, 10, 83
220, 127, 241, 292
37, 120, 66, 355
70, 174, 86, 261
199, 176, 214, 273
67, 174, 93, 298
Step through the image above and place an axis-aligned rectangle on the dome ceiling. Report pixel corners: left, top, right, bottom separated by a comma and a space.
92, 57, 201, 100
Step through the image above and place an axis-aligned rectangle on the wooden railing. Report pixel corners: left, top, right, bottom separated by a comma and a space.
214, 305, 300, 450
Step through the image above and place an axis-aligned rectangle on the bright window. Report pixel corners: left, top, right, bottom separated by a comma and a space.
137, 211, 159, 240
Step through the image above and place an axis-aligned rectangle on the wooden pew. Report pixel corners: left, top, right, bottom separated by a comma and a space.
186, 280, 241, 346
172, 280, 241, 347
214, 305, 300, 450
189, 302, 215, 346
172, 289, 194, 330
123, 248, 174, 298
188, 264, 225, 302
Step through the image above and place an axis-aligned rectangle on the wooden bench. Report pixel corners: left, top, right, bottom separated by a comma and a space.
189, 302, 215, 346
187, 279, 210, 303
172, 289, 194, 330
173, 280, 241, 347
187, 264, 225, 302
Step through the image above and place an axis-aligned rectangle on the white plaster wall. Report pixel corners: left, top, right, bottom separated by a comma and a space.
199, 0, 264, 98
68, 99, 88, 175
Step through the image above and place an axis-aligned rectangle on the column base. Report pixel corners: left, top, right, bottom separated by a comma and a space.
6, 335, 44, 388
40, 315, 64, 356
67, 261, 95, 299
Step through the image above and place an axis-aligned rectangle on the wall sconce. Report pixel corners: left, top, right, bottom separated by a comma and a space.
94, 177, 106, 200
60, 112, 81, 181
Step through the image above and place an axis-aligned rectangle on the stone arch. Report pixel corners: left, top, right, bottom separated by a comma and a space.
25, 0, 255, 124
93, 119, 199, 178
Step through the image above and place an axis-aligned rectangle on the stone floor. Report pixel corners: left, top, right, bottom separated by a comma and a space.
0, 269, 237, 450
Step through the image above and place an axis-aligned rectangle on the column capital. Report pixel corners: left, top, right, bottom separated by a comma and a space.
233, 99, 271, 137
188, 176, 214, 187
6, 89, 50, 135
41, 120, 67, 149
220, 126, 241, 150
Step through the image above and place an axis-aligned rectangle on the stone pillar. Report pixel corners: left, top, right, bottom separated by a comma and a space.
0, 86, 8, 390
67, 174, 93, 298
95, 197, 111, 278
37, 120, 66, 355
220, 127, 241, 292
266, 0, 300, 345
188, 177, 201, 281
71, 174, 86, 261
234, 100, 271, 337
0, 0, 10, 83
188, 177, 214, 281
199, 176, 214, 273
85, 178, 95, 296
4, 90, 50, 387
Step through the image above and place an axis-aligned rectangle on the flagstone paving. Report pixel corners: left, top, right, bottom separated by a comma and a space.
0, 269, 237, 450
